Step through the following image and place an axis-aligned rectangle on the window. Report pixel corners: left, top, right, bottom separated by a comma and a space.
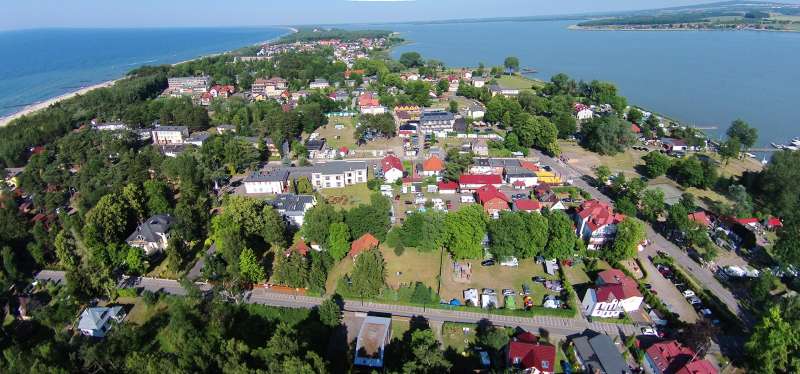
542, 360, 549, 369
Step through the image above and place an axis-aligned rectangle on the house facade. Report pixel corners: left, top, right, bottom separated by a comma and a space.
575, 200, 625, 250
311, 161, 368, 189
505, 166, 538, 187
459, 174, 503, 192
151, 125, 189, 145
267, 194, 317, 227
126, 214, 173, 256
421, 155, 445, 177
380, 155, 404, 183
582, 269, 643, 318
77, 306, 125, 338
476, 185, 510, 216
506, 332, 556, 374
419, 110, 455, 136
243, 169, 289, 194
572, 331, 631, 374
645, 340, 717, 374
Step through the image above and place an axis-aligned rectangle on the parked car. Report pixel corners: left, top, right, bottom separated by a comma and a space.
500, 257, 519, 267
502, 289, 515, 296
532, 276, 546, 283
521, 284, 531, 295
688, 296, 702, 305
682, 290, 696, 298
481, 259, 495, 267
482, 288, 496, 295
644, 283, 653, 290
641, 327, 659, 336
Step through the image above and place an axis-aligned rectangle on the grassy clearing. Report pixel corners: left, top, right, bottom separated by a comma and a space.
315, 117, 357, 150
559, 141, 647, 177
320, 182, 374, 209
118, 297, 168, 325
390, 318, 411, 341
496, 74, 545, 90
441, 322, 478, 353
383, 246, 442, 290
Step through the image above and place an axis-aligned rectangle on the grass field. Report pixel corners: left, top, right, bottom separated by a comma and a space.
320, 183, 375, 209
383, 247, 442, 290
559, 141, 647, 178
496, 74, 545, 91
441, 322, 479, 353
117, 296, 168, 325
315, 117, 357, 150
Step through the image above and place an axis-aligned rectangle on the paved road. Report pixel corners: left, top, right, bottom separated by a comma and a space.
186, 243, 217, 281
36, 270, 637, 340
530, 149, 750, 326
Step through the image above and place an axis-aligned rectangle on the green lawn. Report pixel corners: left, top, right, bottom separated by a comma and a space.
496, 74, 545, 90
391, 319, 411, 341
441, 322, 478, 353
117, 297, 168, 325
314, 117, 357, 150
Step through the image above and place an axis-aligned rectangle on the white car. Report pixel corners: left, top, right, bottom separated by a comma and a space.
682, 290, 696, 298
688, 296, 702, 305
500, 257, 519, 267
641, 327, 659, 336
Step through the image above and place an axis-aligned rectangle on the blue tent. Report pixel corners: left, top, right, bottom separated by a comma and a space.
449, 299, 462, 306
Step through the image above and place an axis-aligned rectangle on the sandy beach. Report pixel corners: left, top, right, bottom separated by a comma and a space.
0, 27, 297, 129
0, 79, 119, 127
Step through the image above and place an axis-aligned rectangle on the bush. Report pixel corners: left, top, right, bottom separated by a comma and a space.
117, 288, 139, 298
142, 290, 159, 306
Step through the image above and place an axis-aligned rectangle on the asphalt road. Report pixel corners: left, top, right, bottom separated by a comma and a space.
529, 149, 751, 327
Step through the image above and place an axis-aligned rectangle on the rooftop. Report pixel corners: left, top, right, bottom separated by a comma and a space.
244, 169, 290, 183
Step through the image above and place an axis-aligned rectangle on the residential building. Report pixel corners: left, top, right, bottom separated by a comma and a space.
201, 84, 235, 105
581, 269, 643, 318
286, 240, 311, 257
398, 122, 418, 138
688, 211, 713, 228
311, 161, 368, 189
151, 125, 189, 145
574, 103, 594, 121
459, 174, 503, 192
126, 214, 173, 256
472, 139, 489, 156
467, 104, 486, 119
166, 76, 211, 96
513, 199, 542, 213
505, 166, 538, 187
252, 77, 287, 98
358, 92, 380, 108
476, 185, 510, 216
360, 105, 387, 115
645, 340, 717, 374
77, 306, 125, 338
350, 233, 379, 259
489, 84, 520, 97
380, 154, 404, 183
216, 124, 236, 134
472, 77, 486, 88
309, 78, 330, 89
243, 169, 290, 194
661, 138, 688, 153
267, 194, 317, 227
185, 131, 211, 146
438, 181, 458, 194
421, 155, 445, 177
506, 332, 556, 374
575, 200, 625, 250
353, 315, 392, 368
419, 110, 456, 136
306, 138, 328, 159
572, 330, 631, 374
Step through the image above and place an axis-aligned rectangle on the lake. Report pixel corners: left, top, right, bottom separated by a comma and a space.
0, 27, 288, 118
380, 20, 800, 146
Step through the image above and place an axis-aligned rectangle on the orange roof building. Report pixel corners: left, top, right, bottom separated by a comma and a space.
350, 233, 379, 258
422, 155, 445, 176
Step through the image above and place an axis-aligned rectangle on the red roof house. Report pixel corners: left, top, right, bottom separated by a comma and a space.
476, 185, 509, 215
506, 333, 556, 374
350, 233, 379, 259
575, 200, 625, 250
596, 269, 642, 299
422, 155, 445, 176
520, 160, 540, 172
631, 123, 641, 133
764, 216, 783, 230
513, 199, 542, 213
459, 174, 503, 192
380, 154, 404, 183
645, 340, 716, 374
437, 181, 458, 194
688, 211, 712, 227
358, 92, 380, 108
286, 240, 310, 257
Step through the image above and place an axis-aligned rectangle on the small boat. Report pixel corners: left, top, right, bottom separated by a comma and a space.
792, 137, 800, 146
745, 152, 756, 158
772, 142, 785, 149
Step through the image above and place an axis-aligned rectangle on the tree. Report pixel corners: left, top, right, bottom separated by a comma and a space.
302, 203, 342, 245
680, 320, 718, 358
718, 137, 741, 165
489, 212, 527, 260
239, 247, 265, 283
666, 203, 691, 233
476, 323, 510, 353
308, 251, 332, 294
595, 165, 611, 184
318, 296, 342, 328
261, 205, 287, 248
294, 177, 314, 194
756, 151, 800, 218
614, 196, 638, 216
399, 211, 446, 252
523, 212, 549, 258
54, 230, 79, 271
726, 119, 758, 149
124, 246, 147, 275
273, 251, 308, 288
443, 205, 488, 259
83, 193, 132, 245
642, 151, 672, 178
640, 189, 665, 222
402, 329, 452, 374
727, 184, 753, 218
345, 195, 391, 241
144, 179, 172, 215
399, 52, 425, 68
627, 107, 643, 124
606, 218, 646, 261
350, 249, 385, 298
580, 116, 636, 155
544, 211, 576, 260
553, 112, 577, 139
774, 216, 800, 268
327, 222, 351, 261
122, 183, 147, 223
504, 56, 520, 72
745, 305, 800, 374
448, 100, 458, 113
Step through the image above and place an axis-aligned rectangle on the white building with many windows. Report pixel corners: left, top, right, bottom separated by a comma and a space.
311, 161, 368, 189
243, 169, 289, 194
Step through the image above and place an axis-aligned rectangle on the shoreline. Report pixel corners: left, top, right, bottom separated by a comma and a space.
0, 26, 297, 128
568, 24, 799, 33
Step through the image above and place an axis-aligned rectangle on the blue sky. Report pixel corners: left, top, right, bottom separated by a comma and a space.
3, 0, 800, 30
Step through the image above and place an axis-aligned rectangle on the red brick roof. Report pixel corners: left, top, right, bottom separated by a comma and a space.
459, 174, 502, 186
359, 92, 380, 107
520, 160, 540, 172
676, 359, 717, 374
765, 216, 782, 228
437, 181, 458, 191
287, 240, 310, 257
381, 154, 403, 173
476, 185, 509, 204
596, 269, 641, 299
422, 155, 445, 172
514, 199, 541, 212
577, 200, 625, 231
350, 233, 379, 258
646, 340, 701, 374
507, 339, 556, 373
688, 211, 712, 227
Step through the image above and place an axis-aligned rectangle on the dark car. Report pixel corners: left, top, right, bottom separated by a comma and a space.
644, 283, 653, 290
481, 259, 495, 267
532, 276, 546, 283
